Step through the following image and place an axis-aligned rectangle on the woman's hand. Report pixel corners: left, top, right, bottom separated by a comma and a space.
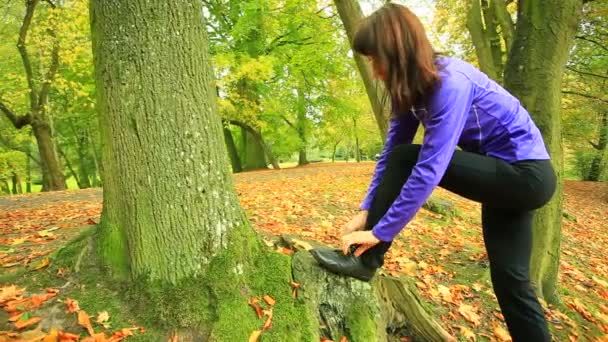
342, 230, 381, 256
341, 210, 369, 236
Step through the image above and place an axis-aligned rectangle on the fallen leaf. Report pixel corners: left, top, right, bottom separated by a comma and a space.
9, 313, 23, 322
567, 298, 595, 322
96, 311, 110, 324
457, 325, 476, 341
248, 330, 262, 342
340, 337, 348, 342
65, 298, 80, 313
263, 295, 276, 306
437, 285, 454, 304
458, 304, 481, 326
248, 298, 263, 318
78, 310, 95, 336
277, 247, 294, 255
262, 309, 273, 331
43, 328, 58, 342
58, 331, 80, 341
0, 285, 25, 304
11, 237, 27, 245
34, 258, 50, 270
20, 326, 47, 341
31, 292, 58, 307
15, 316, 42, 330
492, 322, 512, 342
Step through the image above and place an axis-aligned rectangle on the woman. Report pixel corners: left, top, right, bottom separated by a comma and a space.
311, 3, 555, 341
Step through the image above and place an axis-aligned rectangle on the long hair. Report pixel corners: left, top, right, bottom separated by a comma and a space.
353, 3, 440, 114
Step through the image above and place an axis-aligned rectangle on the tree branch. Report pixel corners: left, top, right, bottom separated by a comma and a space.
37, 32, 60, 110
280, 115, 295, 130
18, 0, 40, 111
0, 134, 41, 166
0, 101, 32, 129
492, 0, 515, 54
566, 66, 608, 79
562, 90, 608, 104
575, 35, 608, 52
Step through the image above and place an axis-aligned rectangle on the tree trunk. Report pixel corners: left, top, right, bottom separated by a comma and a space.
87, 128, 102, 186
223, 126, 242, 173
90, 2, 328, 339
11, 172, 22, 194
58, 146, 80, 189
1, 180, 9, 195
26, 151, 32, 193
588, 108, 607, 181
353, 117, 361, 162
466, 0, 501, 81
76, 135, 93, 188
32, 122, 66, 191
333, 0, 388, 140
243, 129, 268, 170
332, 141, 340, 163
503, 0, 583, 304
297, 89, 309, 166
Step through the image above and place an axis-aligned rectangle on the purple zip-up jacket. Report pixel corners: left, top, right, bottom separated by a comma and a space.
361, 57, 550, 242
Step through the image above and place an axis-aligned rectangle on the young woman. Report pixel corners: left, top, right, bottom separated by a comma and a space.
311, 3, 556, 341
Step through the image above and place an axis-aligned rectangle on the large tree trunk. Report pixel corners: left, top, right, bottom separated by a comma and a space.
243, 128, 268, 170
32, 122, 66, 191
297, 88, 309, 166
466, 0, 501, 81
503, 0, 583, 304
223, 126, 242, 173
333, 0, 388, 140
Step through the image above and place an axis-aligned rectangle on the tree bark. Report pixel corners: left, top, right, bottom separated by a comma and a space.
32, 122, 66, 191
76, 135, 93, 188
26, 151, 32, 193
466, 0, 501, 81
297, 88, 309, 166
333, 0, 388, 140
503, 0, 583, 304
588, 108, 607, 181
223, 126, 242, 173
58, 145, 80, 188
11, 172, 22, 194
353, 117, 361, 162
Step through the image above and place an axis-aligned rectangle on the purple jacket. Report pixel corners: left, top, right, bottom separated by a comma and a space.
361, 57, 550, 242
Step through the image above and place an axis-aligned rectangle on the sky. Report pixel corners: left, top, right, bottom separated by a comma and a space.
359, 0, 436, 27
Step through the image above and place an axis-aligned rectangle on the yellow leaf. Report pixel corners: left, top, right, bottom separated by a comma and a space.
96, 311, 110, 324
457, 325, 476, 341
492, 322, 512, 341
34, 258, 50, 270
11, 237, 27, 245
78, 311, 95, 336
458, 304, 481, 326
248, 330, 262, 342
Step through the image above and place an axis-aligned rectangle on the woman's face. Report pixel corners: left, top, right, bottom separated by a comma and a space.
367, 56, 386, 81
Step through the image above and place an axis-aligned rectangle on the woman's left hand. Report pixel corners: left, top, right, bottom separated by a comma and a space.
342, 231, 381, 256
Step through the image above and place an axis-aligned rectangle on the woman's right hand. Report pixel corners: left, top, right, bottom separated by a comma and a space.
341, 210, 369, 236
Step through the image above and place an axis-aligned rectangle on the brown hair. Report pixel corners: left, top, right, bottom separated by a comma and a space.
353, 3, 440, 114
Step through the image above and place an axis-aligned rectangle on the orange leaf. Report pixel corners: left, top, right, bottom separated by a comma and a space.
32, 292, 57, 307
168, 332, 178, 342
340, 336, 348, 342
248, 330, 262, 342
43, 328, 59, 342
262, 309, 273, 331
78, 310, 95, 336
58, 331, 80, 342
263, 295, 276, 306
8, 313, 23, 322
278, 247, 294, 255
65, 298, 80, 313
15, 316, 42, 329
248, 298, 263, 318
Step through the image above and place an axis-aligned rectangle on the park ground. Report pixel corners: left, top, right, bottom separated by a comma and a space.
0, 162, 607, 341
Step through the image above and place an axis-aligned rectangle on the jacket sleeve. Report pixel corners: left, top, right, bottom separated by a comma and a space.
371, 73, 475, 242
360, 111, 419, 210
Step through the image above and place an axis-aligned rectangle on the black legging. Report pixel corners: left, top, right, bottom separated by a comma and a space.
361, 144, 556, 342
